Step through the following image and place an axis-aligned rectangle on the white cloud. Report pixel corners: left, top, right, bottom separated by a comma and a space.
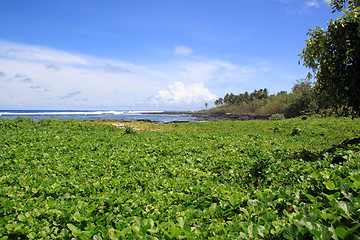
151, 82, 216, 105
0, 40, 88, 65
0, 58, 160, 109
159, 58, 257, 86
305, 0, 320, 8
277, 0, 322, 7
0, 40, 274, 110
278, 0, 327, 14
174, 46, 193, 56
298, 0, 331, 13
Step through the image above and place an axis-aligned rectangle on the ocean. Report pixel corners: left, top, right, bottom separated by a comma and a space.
0, 110, 199, 123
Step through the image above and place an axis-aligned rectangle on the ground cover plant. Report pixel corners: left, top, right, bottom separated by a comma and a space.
1, 117, 360, 239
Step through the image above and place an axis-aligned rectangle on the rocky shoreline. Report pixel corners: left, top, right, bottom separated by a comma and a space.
190, 113, 270, 122
142, 112, 270, 123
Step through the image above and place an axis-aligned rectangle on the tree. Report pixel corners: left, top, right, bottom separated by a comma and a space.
214, 97, 223, 106
223, 93, 230, 104
300, 0, 360, 116
284, 79, 320, 117
218, 97, 223, 105
224, 93, 236, 105
262, 88, 269, 99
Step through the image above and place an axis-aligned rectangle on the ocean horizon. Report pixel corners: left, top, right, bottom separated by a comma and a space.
0, 110, 198, 123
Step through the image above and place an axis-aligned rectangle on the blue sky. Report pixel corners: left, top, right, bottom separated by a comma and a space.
0, 0, 337, 110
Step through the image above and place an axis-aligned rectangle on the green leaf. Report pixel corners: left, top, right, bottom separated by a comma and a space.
247, 223, 258, 238
27, 232, 37, 239
177, 217, 185, 229
120, 226, 132, 237
353, 181, 360, 190
17, 214, 26, 222
324, 181, 336, 190
257, 225, 267, 238
209, 203, 217, 214
67, 223, 81, 235
147, 228, 159, 234
320, 213, 335, 220
337, 202, 350, 217
323, 193, 335, 201
320, 227, 333, 240
73, 211, 88, 222
229, 196, 237, 206
108, 227, 122, 239
335, 226, 349, 239
283, 224, 299, 240
66, 223, 91, 238
306, 193, 316, 201
310, 229, 321, 238
132, 225, 140, 232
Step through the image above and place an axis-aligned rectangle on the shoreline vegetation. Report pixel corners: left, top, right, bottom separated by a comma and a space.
190, 78, 359, 119
2, 116, 359, 238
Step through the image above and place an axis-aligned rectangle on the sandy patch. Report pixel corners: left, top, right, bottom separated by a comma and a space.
110, 122, 157, 131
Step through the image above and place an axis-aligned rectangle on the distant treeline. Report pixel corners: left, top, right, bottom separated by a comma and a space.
210, 79, 332, 118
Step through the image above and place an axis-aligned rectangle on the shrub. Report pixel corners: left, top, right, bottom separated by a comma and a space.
125, 126, 136, 134
269, 113, 286, 120
261, 102, 283, 115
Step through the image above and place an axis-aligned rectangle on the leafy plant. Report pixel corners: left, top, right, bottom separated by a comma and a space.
270, 113, 286, 120
124, 125, 136, 134
0, 117, 359, 238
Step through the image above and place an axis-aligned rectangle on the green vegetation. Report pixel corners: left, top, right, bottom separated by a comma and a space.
1, 117, 360, 239
300, 0, 360, 117
269, 114, 286, 121
207, 79, 321, 118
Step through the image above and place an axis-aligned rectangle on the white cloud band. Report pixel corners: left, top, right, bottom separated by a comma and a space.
0, 40, 88, 65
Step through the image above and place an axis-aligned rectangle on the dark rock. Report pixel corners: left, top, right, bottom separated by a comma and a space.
135, 119, 154, 123
166, 120, 190, 124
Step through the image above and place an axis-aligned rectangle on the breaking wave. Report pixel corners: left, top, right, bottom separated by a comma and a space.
0, 110, 164, 116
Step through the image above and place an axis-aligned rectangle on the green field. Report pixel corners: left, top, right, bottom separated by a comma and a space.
1, 117, 360, 239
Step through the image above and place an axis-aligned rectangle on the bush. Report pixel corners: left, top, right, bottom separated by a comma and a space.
125, 126, 136, 134
283, 79, 320, 118
261, 102, 283, 115
269, 113, 286, 120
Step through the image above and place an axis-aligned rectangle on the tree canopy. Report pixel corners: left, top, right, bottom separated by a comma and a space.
300, 0, 360, 116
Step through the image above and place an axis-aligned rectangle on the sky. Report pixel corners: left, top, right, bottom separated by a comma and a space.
0, 0, 339, 110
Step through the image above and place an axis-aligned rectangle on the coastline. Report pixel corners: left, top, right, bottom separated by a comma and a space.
150, 111, 270, 122
0, 110, 270, 123
190, 113, 270, 121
